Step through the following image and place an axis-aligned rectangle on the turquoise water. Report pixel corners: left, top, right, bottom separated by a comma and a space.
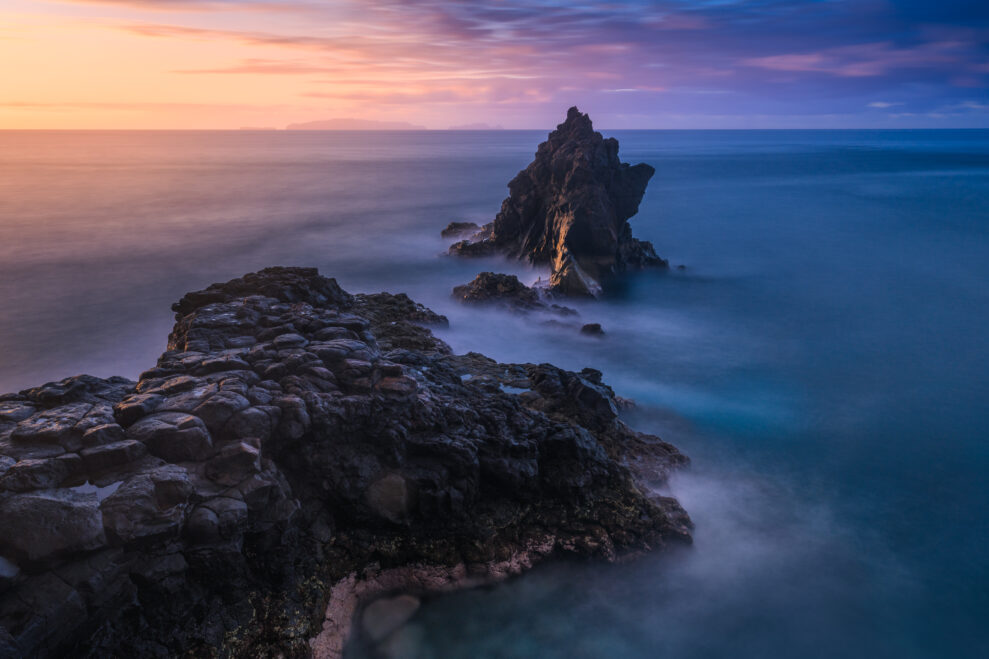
1, 129, 987, 657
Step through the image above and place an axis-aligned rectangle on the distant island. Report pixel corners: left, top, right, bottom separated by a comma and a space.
285, 118, 427, 130
447, 122, 505, 130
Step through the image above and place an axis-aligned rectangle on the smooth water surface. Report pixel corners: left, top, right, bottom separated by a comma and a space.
1, 129, 987, 658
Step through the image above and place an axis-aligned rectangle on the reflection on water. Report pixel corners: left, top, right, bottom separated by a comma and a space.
2, 129, 988, 657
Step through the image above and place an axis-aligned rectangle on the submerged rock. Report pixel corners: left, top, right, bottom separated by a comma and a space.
449, 107, 667, 296
0, 266, 689, 658
580, 323, 605, 336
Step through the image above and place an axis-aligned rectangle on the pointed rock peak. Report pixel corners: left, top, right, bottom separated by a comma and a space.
557, 106, 594, 138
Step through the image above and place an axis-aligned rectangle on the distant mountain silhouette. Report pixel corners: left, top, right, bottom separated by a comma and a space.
447, 122, 505, 130
285, 118, 427, 130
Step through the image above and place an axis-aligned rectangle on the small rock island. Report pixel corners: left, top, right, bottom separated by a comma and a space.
448, 107, 666, 297
0, 267, 689, 657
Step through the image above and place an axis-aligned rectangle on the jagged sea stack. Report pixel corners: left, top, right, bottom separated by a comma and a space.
450, 107, 666, 296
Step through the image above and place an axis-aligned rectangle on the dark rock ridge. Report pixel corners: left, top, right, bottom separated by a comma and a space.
448, 107, 667, 296
0, 266, 689, 658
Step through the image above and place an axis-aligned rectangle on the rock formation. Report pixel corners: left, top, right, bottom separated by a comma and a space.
440, 222, 481, 240
448, 107, 666, 296
0, 267, 689, 658
451, 272, 577, 317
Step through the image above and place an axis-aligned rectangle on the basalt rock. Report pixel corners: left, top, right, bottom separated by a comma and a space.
0, 266, 689, 658
449, 107, 667, 296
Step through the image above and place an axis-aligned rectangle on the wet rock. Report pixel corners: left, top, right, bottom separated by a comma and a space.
80, 440, 147, 472
127, 412, 213, 462
19, 375, 133, 407
193, 391, 250, 434
0, 267, 689, 658
100, 469, 191, 545
10, 402, 91, 445
223, 406, 273, 441
272, 332, 308, 349
113, 393, 163, 427
81, 423, 126, 448
452, 272, 578, 317
0, 402, 35, 424
197, 354, 251, 374
440, 221, 482, 239
449, 107, 666, 296
205, 441, 261, 486
171, 266, 352, 318
0, 490, 106, 563
0, 457, 72, 492
447, 238, 499, 257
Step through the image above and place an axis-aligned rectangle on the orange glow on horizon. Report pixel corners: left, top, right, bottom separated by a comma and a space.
2, 0, 986, 130
0, 2, 586, 130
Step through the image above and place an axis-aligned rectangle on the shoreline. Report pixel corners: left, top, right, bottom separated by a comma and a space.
0, 267, 690, 657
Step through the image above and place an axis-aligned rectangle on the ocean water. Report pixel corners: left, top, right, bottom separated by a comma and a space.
1, 129, 987, 658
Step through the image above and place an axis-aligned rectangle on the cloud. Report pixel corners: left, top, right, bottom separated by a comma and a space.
54, 0, 264, 9
743, 40, 981, 78
0, 100, 282, 111
173, 59, 335, 74
943, 100, 989, 111
12, 0, 989, 127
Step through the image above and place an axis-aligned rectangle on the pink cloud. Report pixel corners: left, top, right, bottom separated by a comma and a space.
743, 40, 981, 78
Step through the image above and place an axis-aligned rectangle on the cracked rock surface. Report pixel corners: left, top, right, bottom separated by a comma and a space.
0, 266, 689, 658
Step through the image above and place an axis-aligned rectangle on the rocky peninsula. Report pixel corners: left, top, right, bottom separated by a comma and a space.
0, 267, 689, 658
448, 107, 666, 297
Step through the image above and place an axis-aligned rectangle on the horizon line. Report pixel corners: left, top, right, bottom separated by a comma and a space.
2, 126, 987, 132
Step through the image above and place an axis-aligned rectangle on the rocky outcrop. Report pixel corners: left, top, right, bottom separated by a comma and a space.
451, 272, 577, 317
440, 222, 481, 240
448, 107, 667, 296
0, 267, 689, 658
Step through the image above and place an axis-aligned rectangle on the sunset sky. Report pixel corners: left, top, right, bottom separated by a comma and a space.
2, 0, 987, 129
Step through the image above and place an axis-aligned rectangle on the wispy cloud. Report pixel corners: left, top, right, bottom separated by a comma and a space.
5, 0, 989, 127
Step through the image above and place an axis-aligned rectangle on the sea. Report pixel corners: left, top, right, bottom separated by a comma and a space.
1, 128, 987, 658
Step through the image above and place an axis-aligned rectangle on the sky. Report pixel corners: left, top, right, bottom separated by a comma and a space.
1, 0, 987, 129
